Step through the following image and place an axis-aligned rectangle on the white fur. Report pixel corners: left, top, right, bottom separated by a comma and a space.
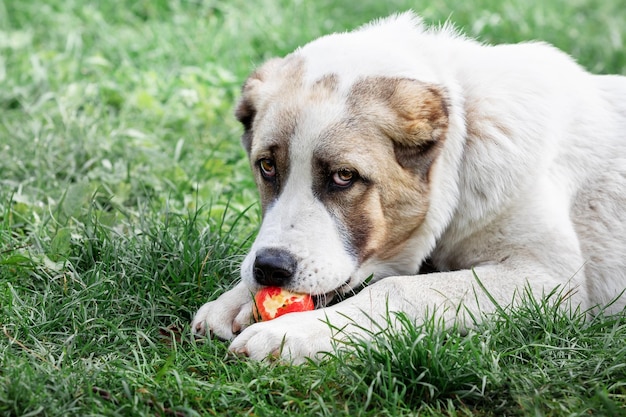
192, 12, 626, 363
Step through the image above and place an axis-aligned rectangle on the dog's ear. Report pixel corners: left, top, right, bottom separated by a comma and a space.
381, 79, 449, 176
235, 59, 284, 154
235, 78, 262, 155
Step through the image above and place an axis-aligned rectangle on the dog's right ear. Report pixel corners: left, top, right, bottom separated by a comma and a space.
235, 78, 261, 155
235, 59, 283, 154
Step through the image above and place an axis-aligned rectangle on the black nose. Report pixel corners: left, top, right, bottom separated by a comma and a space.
253, 248, 298, 287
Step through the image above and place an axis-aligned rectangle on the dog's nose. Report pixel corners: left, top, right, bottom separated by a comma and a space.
253, 248, 297, 286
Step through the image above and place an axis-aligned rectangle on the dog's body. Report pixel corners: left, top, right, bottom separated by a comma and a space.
192, 12, 626, 362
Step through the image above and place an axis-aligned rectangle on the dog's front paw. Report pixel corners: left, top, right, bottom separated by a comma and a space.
191, 282, 254, 340
229, 310, 336, 364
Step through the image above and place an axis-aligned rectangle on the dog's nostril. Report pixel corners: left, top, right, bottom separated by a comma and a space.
253, 266, 291, 281
253, 248, 298, 286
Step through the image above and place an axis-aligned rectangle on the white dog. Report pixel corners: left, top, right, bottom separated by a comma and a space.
192, 12, 626, 363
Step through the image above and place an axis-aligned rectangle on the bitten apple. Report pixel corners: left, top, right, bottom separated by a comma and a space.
253, 286, 314, 322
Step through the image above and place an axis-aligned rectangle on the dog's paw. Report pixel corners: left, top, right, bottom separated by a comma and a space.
191, 282, 254, 340
228, 310, 336, 364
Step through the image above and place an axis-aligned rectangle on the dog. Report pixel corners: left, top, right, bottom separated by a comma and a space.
192, 11, 626, 363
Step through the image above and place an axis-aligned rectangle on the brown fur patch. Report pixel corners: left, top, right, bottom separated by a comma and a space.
312, 74, 339, 96
348, 77, 449, 178
235, 56, 345, 215
235, 56, 307, 211
235, 58, 286, 153
314, 76, 449, 264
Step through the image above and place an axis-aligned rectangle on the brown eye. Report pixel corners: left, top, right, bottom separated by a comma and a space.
332, 168, 354, 187
259, 158, 276, 178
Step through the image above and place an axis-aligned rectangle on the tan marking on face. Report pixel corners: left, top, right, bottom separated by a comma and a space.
236, 56, 306, 144
315, 76, 449, 266
235, 55, 346, 215
235, 58, 286, 153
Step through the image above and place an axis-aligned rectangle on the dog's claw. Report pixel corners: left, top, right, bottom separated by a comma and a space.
193, 322, 205, 336
231, 322, 242, 335
232, 347, 249, 357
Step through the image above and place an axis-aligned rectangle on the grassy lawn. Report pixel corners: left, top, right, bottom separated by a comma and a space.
1, 0, 625, 415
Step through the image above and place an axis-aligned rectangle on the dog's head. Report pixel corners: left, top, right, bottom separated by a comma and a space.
234, 13, 457, 303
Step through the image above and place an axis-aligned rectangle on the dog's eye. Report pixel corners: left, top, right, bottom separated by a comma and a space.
259, 158, 276, 179
332, 168, 355, 187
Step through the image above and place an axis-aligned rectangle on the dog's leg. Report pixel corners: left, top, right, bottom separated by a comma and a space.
229, 264, 586, 363
191, 281, 254, 340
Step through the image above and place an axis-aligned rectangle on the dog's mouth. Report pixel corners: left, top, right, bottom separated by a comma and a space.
311, 276, 365, 309
311, 293, 335, 309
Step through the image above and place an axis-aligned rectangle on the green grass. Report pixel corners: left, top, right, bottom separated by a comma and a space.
1, 0, 625, 415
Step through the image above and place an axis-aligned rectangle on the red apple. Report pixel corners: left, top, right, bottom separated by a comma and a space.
253, 286, 314, 322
